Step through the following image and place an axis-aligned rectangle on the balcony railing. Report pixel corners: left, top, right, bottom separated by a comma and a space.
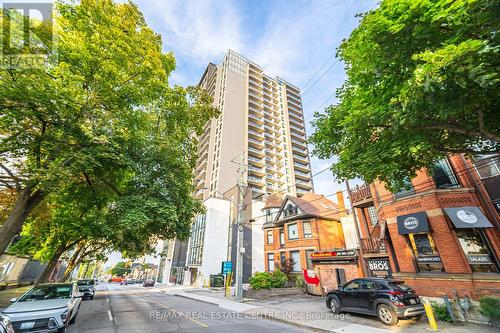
349, 184, 373, 205
360, 237, 386, 254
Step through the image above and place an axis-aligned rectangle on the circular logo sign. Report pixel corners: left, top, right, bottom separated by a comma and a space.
403, 216, 419, 230
456, 210, 478, 224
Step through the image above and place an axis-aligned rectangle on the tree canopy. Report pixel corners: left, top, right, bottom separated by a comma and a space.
0, 0, 218, 261
310, 0, 500, 189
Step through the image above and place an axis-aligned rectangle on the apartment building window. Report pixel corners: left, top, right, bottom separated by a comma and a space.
266, 230, 274, 244
432, 158, 460, 189
287, 223, 298, 240
366, 206, 379, 226
303, 221, 312, 238
267, 253, 275, 271
290, 251, 301, 271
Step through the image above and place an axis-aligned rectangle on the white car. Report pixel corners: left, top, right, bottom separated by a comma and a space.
1, 283, 82, 332
0, 315, 14, 333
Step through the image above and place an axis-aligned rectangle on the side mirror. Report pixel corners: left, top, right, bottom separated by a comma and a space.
9, 297, 17, 303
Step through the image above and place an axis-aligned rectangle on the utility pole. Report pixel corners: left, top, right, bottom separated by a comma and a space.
345, 179, 367, 277
234, 152, 246, 301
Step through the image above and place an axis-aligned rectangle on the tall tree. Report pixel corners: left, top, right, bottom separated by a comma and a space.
0, 0, 217, 254
310, 0, 500, 189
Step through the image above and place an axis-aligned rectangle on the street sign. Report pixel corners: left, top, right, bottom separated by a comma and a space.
221, 261, 233, 275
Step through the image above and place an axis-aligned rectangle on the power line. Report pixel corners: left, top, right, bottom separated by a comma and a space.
301, 59, 340, 97
301, 50, 337, 92
248, 156, 500, 223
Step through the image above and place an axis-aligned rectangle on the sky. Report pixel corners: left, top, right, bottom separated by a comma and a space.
107, 0, 378, 267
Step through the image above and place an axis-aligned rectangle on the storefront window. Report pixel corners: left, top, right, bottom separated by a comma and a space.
408, 233, 443, 272
456, 229, 498, 273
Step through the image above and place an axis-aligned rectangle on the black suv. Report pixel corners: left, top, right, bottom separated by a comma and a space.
326, 278, 425, 325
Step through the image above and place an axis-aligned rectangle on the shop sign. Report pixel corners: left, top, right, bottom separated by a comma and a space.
466, 254, 492, 264
397, 211, 430, 234
311, 250, 356, 259
444, 207, 493, 229
416, 255, 442, 263
367, 258, 391, 277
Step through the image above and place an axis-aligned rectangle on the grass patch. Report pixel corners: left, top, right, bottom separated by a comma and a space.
0, 286, 32, 308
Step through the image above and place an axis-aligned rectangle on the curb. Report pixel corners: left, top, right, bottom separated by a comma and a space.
257, 312, 332, 333
166, 291, 220, 306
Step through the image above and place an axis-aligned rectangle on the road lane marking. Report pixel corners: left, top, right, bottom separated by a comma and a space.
107, 310, 113, 321
135, 292, 208, 328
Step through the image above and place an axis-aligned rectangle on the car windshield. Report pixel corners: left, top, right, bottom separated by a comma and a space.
389, 282, 413, 292
77, 279, 94, 286
18, 285, 73, 302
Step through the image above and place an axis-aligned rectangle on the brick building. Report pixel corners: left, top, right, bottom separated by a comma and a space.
349, 154, 500, 299
262, 192, 348, 274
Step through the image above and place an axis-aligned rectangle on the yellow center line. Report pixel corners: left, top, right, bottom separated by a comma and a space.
134, 291, 208, 328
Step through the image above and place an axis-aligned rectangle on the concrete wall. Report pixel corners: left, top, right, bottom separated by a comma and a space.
251, 200, 265, 274
195, 198, 231, 287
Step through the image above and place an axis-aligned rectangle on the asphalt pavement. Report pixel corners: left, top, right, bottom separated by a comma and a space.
67, 283, 313, 333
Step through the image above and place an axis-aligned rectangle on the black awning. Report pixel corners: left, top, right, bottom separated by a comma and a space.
397, 211, 430, 234
444, 207, 493, 229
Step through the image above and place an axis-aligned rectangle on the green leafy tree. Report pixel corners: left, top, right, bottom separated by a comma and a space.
0, 0, 217, 254
310, 0, 500, 189
110, 261, 130, 277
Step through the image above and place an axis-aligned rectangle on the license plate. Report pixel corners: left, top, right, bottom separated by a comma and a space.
20, 321, 35, 329
409, 298, 417, 304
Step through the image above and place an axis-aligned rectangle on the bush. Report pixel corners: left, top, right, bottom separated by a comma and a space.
295, 275, 305, 288
430, 301, 453, 322
270, 270, 287, 288
249, 272, 272, 290
479, 296, 500, 319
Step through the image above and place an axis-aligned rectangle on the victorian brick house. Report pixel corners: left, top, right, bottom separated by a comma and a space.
349, 154, 500, 299
262, 192, 347, 273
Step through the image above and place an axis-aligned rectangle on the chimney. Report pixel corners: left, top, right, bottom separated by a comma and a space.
336, 191, 345, 212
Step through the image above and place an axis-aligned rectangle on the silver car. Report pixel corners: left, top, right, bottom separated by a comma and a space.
1, 283, 82, 332
0, 315, 14, 333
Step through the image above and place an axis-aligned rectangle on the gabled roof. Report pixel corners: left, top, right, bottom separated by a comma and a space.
274, 192, 341, 224
263, 193, 283, 210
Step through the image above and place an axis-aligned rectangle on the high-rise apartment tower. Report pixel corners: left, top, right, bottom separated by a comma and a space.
194, 50, 313, 200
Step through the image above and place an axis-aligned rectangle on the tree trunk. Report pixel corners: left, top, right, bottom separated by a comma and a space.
0, 185, 45, 255
62, 243, 85, 281
36, 247, 65, 285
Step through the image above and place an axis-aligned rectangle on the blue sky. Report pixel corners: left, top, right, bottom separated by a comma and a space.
107, 0, 378, 267
131, 0, 377, 200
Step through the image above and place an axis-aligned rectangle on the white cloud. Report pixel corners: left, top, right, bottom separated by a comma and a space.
140, 0, 243, 66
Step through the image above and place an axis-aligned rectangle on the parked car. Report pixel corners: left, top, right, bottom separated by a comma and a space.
76, 279, 96, 300
142, 279, 155, 287
109, 277, 123, 283
0, 315, 14, 333
1, 283, 82, 332
326, 278, 425, 326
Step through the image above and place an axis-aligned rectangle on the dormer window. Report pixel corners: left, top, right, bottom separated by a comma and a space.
284, 203, 298, 218
266, 209, 273, 223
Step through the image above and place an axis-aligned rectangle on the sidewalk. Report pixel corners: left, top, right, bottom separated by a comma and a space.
172, 289, 497, 333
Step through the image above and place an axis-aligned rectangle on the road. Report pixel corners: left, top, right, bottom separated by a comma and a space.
67, 283, 312, 333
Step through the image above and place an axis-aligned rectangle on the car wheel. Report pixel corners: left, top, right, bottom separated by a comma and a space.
329, 298, 340, 314
408, 314, 422, 321
90, 295, 94, 300
377, 304, 398, 326
57, 327, 67, 333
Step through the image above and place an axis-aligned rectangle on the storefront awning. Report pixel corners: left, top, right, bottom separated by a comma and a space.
444, 206, 493, 229
397, 211, 429, 234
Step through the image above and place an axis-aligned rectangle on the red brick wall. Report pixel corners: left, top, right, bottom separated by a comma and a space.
315, 263, 361, 293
